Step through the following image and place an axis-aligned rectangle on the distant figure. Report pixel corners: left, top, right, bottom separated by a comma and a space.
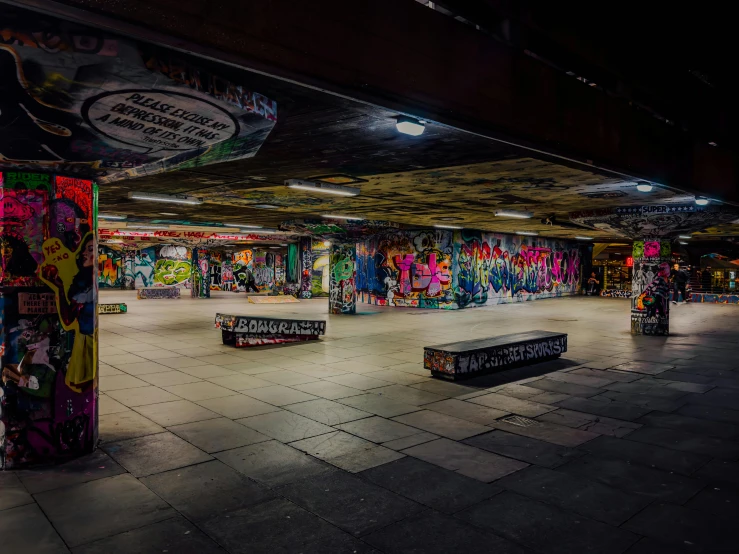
671, 263, 688, 304
701, 267, 713, 292
586, 272, 600, 295
244, 268, 259, 293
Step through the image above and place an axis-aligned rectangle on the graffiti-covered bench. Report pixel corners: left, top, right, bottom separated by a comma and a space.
98, 303, 127, 314
215, 314, 326, 347
424, 330, 568, 381
137, 287, 181, 299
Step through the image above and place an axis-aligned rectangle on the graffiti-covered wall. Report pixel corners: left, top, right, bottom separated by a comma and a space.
154, 245, 191, 287
357, 230, 582, 309
1, 172, 98, 468
232, 249, 281, 292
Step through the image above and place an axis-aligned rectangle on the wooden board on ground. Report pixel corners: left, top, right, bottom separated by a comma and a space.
248, 296, 300, 304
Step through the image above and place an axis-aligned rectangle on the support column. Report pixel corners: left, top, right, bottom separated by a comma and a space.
191, 248, 211, 298
631, 239, 671, 335
329, 243, 357, 314
1, 173, 98, 468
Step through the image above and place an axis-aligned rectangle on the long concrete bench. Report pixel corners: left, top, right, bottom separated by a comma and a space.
137, 287, 181, 299
215, 313, 326, 347
424, 330, 568, 381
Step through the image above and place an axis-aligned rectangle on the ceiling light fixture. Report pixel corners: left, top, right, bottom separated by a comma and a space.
98, 213, 127, 220
128, 192, 203, 205
235, 225, 263, 229
679, 241, 689, 245
322, 214, 363, 220
251, 204, 280, 209
636, 181, 654, 193
575, 236, 593, 240
494, 210, 534, 219
241, 228, 279, 234
515, 231, 539, 236
695, 196, 710, 206
434, 224, 462, 229
395, 116, 425, 136
285, 179, 359, 197
159, 212, 178, 216
678, 235, 692, 239
125, 224, 172, 230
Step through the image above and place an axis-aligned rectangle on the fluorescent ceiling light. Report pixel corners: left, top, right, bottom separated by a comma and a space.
515, 231, 538, 236
679, 241, 689, 245
237, 225, 263, 229
99, 213, 127, 220
575, 236, 593, 240
128, 192, 202, 205
695, 197, 710, 206
322, 214, 363, 220
280, 243, 288, 246
251, 204, 280, 209
241, 228, 279, 234
159, 212, 178, 216
494, 210, 533, 219
285, 179, 360, 197
268, 246, 280, 249
636, 182, 654, 193
395, 116, 425, 136
678, 235, 692, 239
434, 224, 462, 229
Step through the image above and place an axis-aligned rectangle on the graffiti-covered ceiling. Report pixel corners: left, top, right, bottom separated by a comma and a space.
2, 5, 737, 242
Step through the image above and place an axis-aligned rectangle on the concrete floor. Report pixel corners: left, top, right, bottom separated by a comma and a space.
3, 291, 739, 553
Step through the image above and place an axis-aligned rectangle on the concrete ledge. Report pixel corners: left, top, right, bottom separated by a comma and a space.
98, 303, 127, 314
215, 313, 326, 348
424, 331, 567, 381
137, 287, 181, 299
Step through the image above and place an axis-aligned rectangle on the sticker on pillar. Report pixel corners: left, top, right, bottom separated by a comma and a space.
39, 233, 97, 392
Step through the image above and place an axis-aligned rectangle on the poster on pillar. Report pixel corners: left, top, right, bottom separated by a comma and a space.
631, 239, 671, 335
0, 6, 276, 183
1, 171, 97, 468
330, 244, 357, 314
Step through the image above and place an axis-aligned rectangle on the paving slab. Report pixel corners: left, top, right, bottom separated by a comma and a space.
557, 454, 704, 504
241, 384, 319, 406
372, 384, 448, 405
487, 415, 600, 447
678, 403, 739, 425
202, 498, 378, 553
141, 460, 274, 522
467, 392, 557, 417
556, 396, 653, 421
604, 381, 690, 399
693, 459, 739, 488
195, 394, 282, 419
290, 380, 364, 400
0, 504, 69, 554
579, 435, 708, 475
16, 449, 125, 494
364, 510, 525, 554
237, 410, 334, 442
464, 429, 585, 468
215, 440, 334, 486
336, 415, 425, 443
73, 516, 225, 554
99, 411, 166, 442
285, 398, 372, 425
457, 490, 639, 554
134, 400, 221, 427
626, 426, 739, 460
382, 432, 440, 451
495, 466, 651, 525
537, 408, 642, 438
336, 392, 422, 417
548, 370, 617, 388
569, 367, 642, 383
276, 470, 424, 536
611, 361, 675, 375
361, 457, 502, 514
421, 398, 509, 424
392, 409, 490, 440
403, 438, 528, 482
637, 411, 739, 439
623, 502, 735, 552
0, 471, 34, 511
683, 387, 739, 409
686, 486, 739, 519
525, 378, 604, 398
101, 431, 212, 477
598, 390, 687, 412
168, 417, 271, 452
35, 474, 175, 548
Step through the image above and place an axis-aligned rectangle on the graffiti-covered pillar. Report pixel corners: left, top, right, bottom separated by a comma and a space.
191, 248, 211, 298
1, 172, 98, 468
329, 243, 357, 314
631, 239, 672, 335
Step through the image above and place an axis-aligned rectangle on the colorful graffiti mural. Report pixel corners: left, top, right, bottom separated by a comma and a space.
191, 249, 210, 298
1, 172, 97, 468
0, 7, 275, 183
356, 230, 581, 309
98, 246, 154, 289
134, 247, 155, 288
631, 239, 671, 335
154, 245, 191, 287
329, 244, 357, 314
232, 249, 254, 292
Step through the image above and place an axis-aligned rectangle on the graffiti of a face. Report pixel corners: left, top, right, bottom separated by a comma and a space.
658, 262, 671, 279
82, 239, 95, 268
